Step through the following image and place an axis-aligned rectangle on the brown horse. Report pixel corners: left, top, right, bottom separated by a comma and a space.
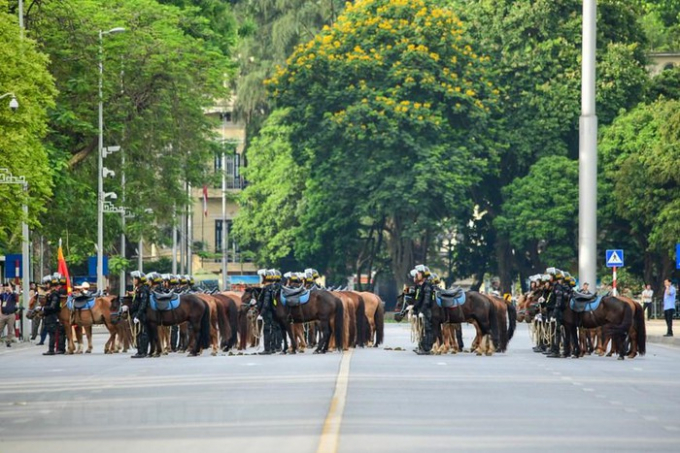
563, 294, 643, 360
30, 293, 87, 354
220, 291, 253, 350
243, 287, 344, 354
355, 292, 385, 348
122, 292, 211, 357
211, 293, 239, 351
68, 294, 121, 354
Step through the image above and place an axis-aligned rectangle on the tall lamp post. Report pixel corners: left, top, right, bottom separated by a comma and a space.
579, 0, 597, 289
97, 27, 125, 292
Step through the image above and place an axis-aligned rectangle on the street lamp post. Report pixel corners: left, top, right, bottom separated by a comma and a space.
97, 27, 125, 293
579, 1, 597, 289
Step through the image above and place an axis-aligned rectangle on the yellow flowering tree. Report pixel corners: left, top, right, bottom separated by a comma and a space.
267, 0, 497, 282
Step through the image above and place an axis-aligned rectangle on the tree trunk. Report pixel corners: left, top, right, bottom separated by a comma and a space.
494, 233, 514, 295
386, 215, 415, 291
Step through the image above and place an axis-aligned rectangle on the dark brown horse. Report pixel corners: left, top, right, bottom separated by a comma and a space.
122, 293, 211, 357
242, 287, 344, 354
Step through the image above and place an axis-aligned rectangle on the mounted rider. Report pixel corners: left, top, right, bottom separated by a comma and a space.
130, 270, 150, 359
413, 264, 434, 355
42, 273, 66, 355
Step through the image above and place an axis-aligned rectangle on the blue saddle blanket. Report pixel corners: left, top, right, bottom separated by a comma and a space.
67, 296, 95, 310
436, 291, 466, 308
570, 296, 602, 313
280, 288, 311, 306
150, 293, 180, 311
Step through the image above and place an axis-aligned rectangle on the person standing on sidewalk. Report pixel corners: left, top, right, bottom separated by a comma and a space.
0, 284, 18, 347
641, 284, 654, 321
663, 279, 676, 337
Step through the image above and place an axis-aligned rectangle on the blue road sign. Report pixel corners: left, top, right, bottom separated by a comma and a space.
4, 254, 22, 279
606, 249, 624, 268
88, 256, 109, 277
676, 243, 680, 270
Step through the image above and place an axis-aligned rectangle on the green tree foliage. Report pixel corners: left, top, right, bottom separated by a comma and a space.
0, 1, 57, 248
22, 0, 234, 258
456, 0, 649, 290
232, 108, 306, 267
599, 99, 680, 287
268, 0, 498, 283
494, 156, 579, 272
233, 0, 345, 125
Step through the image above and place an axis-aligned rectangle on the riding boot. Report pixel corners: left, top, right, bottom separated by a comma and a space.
44, 331, 56, 355
132, 331, 148, 358
261, 323, 273, 354
56, 324, 66, 353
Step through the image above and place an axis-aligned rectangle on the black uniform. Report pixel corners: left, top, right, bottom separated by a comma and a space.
547, 281, 566, 357
43, 288, 65, 354
258, 283, 282, 354
130, 283, 150, 358
413, 279, 434, 354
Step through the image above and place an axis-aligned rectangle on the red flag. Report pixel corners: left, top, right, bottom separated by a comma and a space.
202, 185, 209, 217
57, 240, 72, 295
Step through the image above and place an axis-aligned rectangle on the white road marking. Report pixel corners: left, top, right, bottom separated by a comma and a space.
316, 350, 353, 453
582, 388, 594, 392
643, 415, 659, 421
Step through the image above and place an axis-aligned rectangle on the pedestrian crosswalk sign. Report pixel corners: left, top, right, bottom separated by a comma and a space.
606, 249, 624, 267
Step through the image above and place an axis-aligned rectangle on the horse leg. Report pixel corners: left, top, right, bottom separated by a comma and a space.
316, 319, 331, 354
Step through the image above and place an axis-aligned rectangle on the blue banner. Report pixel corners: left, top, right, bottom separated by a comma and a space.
87, 256, 109, 277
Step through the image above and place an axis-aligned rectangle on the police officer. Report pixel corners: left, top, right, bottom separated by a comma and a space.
130, 270, 150, 358
412, 264, 434, 355
255, 269, 276, 355
43, 273, 66, 355
546, 268, 566, 358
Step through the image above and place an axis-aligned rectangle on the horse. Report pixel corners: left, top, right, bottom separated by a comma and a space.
122, 292, 211, 357
220, 291, 252, 350
483, 295, 517, 353
563, 293, 642, 360
355, 291, 385, 347
243, 286, 344, 354
592, 296, 646, 358
67, 294, 121, 354
211, 293, 239, 351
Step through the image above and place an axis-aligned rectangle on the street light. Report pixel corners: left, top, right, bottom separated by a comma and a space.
0, 92, 18, 111
97, 27, 126, 293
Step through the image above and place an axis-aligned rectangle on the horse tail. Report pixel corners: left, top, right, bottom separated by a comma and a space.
227, 299, 239, 351
374, 298, 385, 347
334, 297, 344, 352
355, 295, 366, 347
634, 302, 646, 356
198, 300, 212, 349
507, 300, 517, 342
607, 299, 633, 335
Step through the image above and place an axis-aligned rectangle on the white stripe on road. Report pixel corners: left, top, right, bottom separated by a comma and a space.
316, 350, 352, 453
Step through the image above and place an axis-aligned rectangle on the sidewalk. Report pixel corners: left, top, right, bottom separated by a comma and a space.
0, 337, 43, 356
644, 319, 680, 347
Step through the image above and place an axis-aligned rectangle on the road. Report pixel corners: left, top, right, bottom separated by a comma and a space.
1, 323, 679, 453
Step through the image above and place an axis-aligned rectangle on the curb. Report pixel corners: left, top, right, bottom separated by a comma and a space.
646, 335, 680, 348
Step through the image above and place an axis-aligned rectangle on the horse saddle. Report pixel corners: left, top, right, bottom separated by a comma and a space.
436, 287, 466, 308
570, 295, 602, 313
280, 286, 311, 306
67, 294, 95, 310
150, 291, 180, 311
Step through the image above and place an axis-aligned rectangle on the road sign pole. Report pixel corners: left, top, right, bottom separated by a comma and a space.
612, 266, 617, 296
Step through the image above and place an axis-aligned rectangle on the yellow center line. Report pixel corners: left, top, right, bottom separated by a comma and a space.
316, 350, 353, 453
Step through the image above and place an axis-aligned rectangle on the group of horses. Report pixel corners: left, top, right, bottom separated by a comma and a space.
26, 286, 386, 357
516, 288, 646, 359
395, 289, 517, 356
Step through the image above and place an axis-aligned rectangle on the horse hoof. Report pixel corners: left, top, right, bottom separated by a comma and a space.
86, 350, 92, 354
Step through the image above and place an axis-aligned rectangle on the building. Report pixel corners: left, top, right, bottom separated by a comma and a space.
648, 51, 680, 76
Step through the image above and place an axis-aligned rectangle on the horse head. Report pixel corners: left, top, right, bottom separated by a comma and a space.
394, 289, 415, 323
26, 292, 44, 319
241, 286, 262, 311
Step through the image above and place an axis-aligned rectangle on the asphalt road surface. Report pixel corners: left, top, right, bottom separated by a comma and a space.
1, 323, 679, 453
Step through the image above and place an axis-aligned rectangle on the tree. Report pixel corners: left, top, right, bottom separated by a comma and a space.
0, 1, 57, 248
599, 99, 680, 293
232, 108, 306, 267
21, 0, 234, 260
456, 0, 649, 291
269, 0, 498, 285
494, 156, 579, 275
